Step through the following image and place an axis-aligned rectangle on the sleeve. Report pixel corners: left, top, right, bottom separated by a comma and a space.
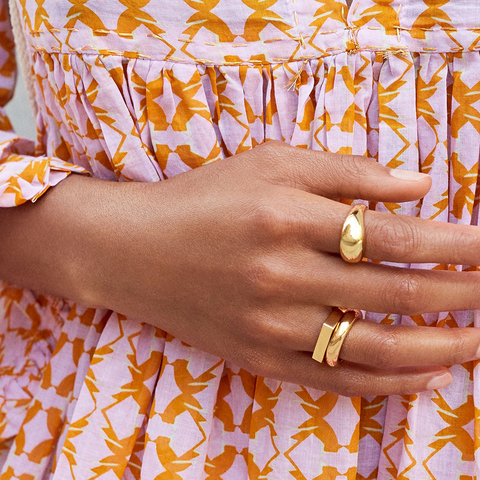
0, 0, 88, 208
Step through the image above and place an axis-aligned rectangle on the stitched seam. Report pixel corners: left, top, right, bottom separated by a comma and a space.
33, 43, 480, 64
32, 45, 470, 71
29, 22, 480, 64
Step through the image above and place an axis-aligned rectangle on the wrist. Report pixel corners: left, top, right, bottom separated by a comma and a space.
62, 178, 168, 313
0, 174, 122, 306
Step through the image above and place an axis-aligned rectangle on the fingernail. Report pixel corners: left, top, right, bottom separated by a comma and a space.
426, 372, 452, 391
390, 169, 430, 181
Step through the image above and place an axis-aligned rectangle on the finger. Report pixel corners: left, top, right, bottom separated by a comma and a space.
253, 140, 432, 202
320, 259, 480, 315
337, 320, 480, 369
271, 350, 453, 397
281, 191, 480, 266
271, 250, 480, 315
275, 305, 480, 368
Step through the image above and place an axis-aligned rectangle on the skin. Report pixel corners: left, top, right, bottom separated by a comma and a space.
3, 141, 480, 397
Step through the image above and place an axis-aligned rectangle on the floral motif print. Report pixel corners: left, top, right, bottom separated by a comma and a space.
0, 0, 480, 478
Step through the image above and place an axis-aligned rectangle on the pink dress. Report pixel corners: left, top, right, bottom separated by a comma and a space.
0, 0, 479, 478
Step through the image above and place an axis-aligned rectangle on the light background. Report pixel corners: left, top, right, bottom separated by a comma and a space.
5, 64, 37, 139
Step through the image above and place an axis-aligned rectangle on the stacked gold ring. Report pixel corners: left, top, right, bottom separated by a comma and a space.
312, 307, 361, 367
312, 308, 344, 363
325, 309, 361, 366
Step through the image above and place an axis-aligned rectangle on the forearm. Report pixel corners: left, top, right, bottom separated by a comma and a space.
0, 172, 181, 317
0, 174, 122, 305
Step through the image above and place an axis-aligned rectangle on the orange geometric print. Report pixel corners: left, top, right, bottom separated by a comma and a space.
0, 0, 479, 479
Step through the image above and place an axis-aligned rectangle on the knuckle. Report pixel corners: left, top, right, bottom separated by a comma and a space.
256, 140, 289, 167
250, 199, 292, 240
241, 310, 289, 348
370, 328, 400, 369
374, 218, 419, 260
338, 154, 369, 179
337, 384, 359, 398
317, 153, 376, 198
263, 320, 294, 349
262, 139, 287, 151
238, 310, 266, 344
313, 154, 362, 196
335, 372, 366, 398
389, 271, 424, 315
452, 228, 480, 264
336, 156, 370, 195
242, 257, 289, 300
444, 331, 468, 365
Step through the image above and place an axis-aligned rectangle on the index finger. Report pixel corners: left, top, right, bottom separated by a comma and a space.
253, 142, 432, 203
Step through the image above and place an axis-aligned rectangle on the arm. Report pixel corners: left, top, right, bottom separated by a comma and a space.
0, 174, 111, 303
2, 0, 480, 396
0, 0, 90, 296
4, 140, 480, 397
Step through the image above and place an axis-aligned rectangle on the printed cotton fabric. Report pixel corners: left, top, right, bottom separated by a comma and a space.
0, 0, 480, 478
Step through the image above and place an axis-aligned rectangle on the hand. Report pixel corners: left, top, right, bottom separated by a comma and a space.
4, 141, 480, 396
83, 140, 480, 396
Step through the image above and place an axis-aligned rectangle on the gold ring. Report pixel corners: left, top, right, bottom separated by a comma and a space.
312, 308, 344, 363
340, 204, 367, 263
325, 309, 361, 367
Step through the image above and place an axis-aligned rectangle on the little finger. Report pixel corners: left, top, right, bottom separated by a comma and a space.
272, 350, 453, 397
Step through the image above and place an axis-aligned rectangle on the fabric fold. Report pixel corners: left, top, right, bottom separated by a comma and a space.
0, 1, 89, 208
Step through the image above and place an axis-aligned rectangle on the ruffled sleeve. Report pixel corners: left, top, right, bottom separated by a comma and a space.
0, 0, 87, 207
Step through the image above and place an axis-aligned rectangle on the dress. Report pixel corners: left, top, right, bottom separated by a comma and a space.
0, 0, 479, 478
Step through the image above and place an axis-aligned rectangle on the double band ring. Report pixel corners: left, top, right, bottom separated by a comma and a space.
325, 309, 361, 366
340, 204, 367, 263
312, 307, 361, 367
312, 308, 344, 363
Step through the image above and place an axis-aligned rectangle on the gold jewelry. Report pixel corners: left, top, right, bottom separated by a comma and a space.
312, 308, 344, 363
340, 204, 367, 263
325, 309, 361, 367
